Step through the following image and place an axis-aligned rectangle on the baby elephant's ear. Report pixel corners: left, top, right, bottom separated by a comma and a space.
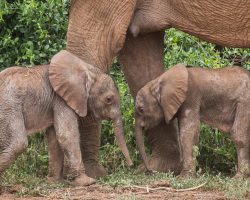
159, 64, 188, 123
49, 50, 91, 117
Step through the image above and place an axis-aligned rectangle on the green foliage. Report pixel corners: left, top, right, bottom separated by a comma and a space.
1, 0, 250, 190
164, 28, 250, 69
198, 125, 236, 175
0, 0, 69, 70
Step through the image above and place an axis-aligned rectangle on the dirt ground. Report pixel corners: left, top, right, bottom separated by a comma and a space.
0, 183, 230, 200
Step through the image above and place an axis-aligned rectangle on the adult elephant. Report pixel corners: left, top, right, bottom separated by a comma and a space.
48, 0, 250, 180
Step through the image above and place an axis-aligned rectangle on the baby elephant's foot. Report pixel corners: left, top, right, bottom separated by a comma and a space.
73, 174, 96, 186
179, 169, 196, 179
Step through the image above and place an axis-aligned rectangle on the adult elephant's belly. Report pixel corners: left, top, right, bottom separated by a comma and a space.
169, 0, 250, 47
131, 0, 250, 47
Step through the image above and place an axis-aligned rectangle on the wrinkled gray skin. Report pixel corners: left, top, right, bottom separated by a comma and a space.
0, 50, 132, 186
49, 0, 250, 180
135, 64, 250, 178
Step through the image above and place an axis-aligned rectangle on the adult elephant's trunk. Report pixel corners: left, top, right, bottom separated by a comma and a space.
113, 116, 133, 166
135, 119, 150, 171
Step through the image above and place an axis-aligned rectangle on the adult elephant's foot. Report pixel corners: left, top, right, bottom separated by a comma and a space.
73, 174, 96, 186
84, 161, 107, 179
137, 120, 182, 175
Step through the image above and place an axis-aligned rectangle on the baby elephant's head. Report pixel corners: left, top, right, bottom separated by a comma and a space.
88, 73, 121, 121
49, 50, 133, 166
134, 64, 188, 171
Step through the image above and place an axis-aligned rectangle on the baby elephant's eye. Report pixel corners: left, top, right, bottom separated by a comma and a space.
105, 95, 113, 104
138, 106, 144, 114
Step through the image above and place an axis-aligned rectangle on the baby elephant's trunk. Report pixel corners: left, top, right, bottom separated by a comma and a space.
113, 116, 133, 166
135, 119, 150, 171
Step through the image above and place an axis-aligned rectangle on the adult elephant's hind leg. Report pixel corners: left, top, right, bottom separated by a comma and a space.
119, 32, 182, 174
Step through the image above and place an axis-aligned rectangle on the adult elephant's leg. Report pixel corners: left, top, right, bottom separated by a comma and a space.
119, 32, 182, 174
78, 117, 107, 178
61, 0, 136, 179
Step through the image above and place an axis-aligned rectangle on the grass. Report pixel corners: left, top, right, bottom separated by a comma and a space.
2, 168, 250, 199
1, 175, 66, 197
99, 169, 250, 199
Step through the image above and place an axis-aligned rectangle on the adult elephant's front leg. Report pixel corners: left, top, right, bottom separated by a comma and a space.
119, 32, 182, 174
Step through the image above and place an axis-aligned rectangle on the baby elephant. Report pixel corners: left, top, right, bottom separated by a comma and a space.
135, 64, 250, 178
0, 50, 132, 186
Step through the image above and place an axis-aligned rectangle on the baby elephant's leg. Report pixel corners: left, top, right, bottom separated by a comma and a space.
78, 117, 107, 178
0, 116, 28, 177
46, 126, 64, 182
231, 103, 250, 178
53, 101, 95, 186
179, 110, 200, 177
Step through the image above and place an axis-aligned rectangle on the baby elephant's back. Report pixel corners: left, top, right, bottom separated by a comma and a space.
189, 66, 250, 132
0, 65, 53, 101
223, 67, 250, 101
0, 65, 55, 134
189, 66, 249, 100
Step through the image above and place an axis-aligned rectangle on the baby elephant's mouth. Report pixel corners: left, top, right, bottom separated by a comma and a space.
140, 123, 146, 130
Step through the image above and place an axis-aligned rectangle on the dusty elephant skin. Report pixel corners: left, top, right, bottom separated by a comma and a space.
130, 0, 250, 47
135, 64, 250, 178
0, 50, 132, 186
49, 0, 250, 178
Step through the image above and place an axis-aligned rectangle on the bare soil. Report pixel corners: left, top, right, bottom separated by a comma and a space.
0, 183, 230, 200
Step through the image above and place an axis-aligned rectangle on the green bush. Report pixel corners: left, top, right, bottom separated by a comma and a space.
0, 0, 250, 185
0, 0, 69, 70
